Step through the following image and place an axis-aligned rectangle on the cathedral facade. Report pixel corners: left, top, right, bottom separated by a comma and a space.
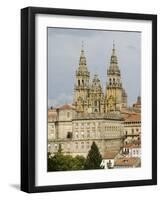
74, 42, 127, 114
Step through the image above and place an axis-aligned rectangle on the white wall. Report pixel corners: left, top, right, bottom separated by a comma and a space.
0, 0, 160, 199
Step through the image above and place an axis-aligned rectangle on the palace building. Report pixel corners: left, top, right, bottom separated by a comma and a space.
48, 42, 141, 167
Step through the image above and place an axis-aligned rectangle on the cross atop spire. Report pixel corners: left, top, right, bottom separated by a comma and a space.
80, 41, 85, 56
112, 40, 116, 55
80, 41, 85, 58
113, 40, 115, 49
81, 41, 84, 50
80, 41, 85, 55
111, 40, 118, 64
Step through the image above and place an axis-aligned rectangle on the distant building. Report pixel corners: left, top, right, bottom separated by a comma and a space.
123, 113, 141, 144
114, 157, 141, 168
100, 151, 118, 169
122, 143, 141, 158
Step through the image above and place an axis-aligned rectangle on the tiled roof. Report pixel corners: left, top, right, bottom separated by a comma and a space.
58, 104, 75, 110
102, 151, 118, 159
124, 113, 141, 122
115, 157, 140, 167
124, 143, 141, 148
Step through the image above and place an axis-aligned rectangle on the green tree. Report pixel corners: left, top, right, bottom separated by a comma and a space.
48, 152, 54, 171
71, 155, 85, 170
47, 145, 86, 171
84, 142, 102, 170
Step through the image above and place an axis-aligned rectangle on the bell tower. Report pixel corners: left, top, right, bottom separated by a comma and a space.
74, 42, 90, 112
105, 41, 127, 111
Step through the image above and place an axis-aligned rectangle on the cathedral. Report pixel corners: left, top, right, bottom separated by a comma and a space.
48, 42, 141, 168
74, 42, 127, 114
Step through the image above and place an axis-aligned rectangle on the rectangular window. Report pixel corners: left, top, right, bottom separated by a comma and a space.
67, 112, 70, 118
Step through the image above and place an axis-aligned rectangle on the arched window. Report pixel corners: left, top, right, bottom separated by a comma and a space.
113, 78, 115, 84
78, 80, 80, 86
82, 80, 84, 85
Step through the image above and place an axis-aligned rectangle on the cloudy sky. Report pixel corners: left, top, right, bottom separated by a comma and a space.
48, 27, 141, 108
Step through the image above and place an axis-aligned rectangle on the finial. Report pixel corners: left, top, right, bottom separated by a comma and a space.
112, 40, 116, 56
81, 41, 84, 50
113, 40, 115, 49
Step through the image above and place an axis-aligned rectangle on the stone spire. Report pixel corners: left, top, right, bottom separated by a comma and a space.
74, 42, 90, 113
108, 41, 120, 75
78, 41, 88, 72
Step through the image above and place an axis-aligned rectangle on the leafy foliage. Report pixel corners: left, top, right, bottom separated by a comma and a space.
48, 148, 85, 171
48, 142, 102, 171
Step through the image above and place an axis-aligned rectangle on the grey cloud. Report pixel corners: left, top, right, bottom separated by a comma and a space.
48, 28, 141, 107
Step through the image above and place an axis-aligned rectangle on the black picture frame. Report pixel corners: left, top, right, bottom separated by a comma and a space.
21, 6, 157, 193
